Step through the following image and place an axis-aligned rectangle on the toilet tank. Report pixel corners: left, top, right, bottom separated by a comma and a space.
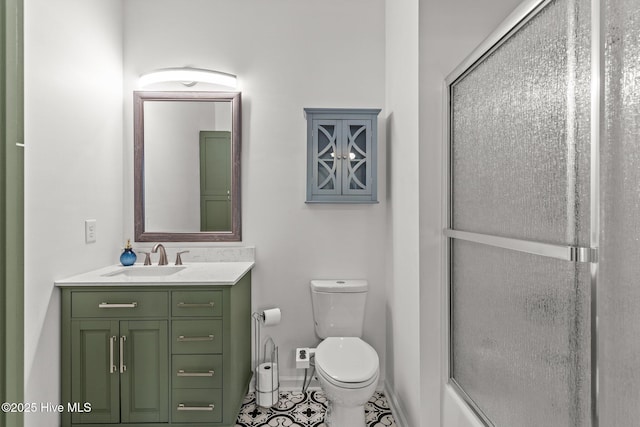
310, 280, 368, 338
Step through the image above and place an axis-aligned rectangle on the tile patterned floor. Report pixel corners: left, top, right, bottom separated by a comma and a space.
236, 390, 396, 426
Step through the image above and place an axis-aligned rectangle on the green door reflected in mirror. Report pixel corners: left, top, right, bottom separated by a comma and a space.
199, 131, 231, 232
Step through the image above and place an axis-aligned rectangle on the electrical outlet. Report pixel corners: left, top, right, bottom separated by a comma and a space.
85, 219, 97, 243
296, 347, 310, 369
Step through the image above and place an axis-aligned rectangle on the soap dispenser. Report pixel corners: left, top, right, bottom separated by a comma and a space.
120, 239, 137, 266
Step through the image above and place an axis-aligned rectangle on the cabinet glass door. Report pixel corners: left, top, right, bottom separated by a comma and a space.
311, 120, 341, 196
341, 120, 372, 196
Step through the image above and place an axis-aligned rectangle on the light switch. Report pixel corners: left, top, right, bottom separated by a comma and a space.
85, 219, 96, 243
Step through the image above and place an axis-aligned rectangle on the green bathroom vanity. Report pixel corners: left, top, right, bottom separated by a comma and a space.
55, 262, 253, 427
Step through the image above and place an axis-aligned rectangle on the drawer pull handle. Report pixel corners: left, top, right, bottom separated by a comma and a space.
120, 336, 127, 373
177, 335, 214, 342
177, 403, 214, 411
177, 302, 215, 308
177, 369, 215, 377
99, 302, 138, 309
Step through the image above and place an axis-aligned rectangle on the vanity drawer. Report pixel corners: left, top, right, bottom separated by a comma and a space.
172, 320, 223, 354
71, 291, 168, 318
171, 290, 222, 317
172, 355, 222, 389
172, 388, 222, 424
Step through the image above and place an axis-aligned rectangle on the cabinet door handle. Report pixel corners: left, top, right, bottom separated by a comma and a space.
177, 335, 214, 342
177, 404, 215, 411
99, 302, 137, 309
119, 336, 127, 373
177, 369, 215, 377
109, 336, 117, 374
177, 302, 214, 308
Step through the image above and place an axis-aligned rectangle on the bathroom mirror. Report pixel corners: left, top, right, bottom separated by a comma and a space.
134, 91, 241, 242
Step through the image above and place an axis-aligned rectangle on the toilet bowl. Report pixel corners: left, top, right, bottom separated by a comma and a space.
310, 280, 379, 426
314, 337, 380, 426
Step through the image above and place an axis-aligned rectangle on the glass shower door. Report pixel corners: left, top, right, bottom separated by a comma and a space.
446, 0, 595, 425
599, 0, 640, 425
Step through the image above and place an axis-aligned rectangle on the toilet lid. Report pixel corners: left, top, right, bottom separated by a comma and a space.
315, 337, 379, 384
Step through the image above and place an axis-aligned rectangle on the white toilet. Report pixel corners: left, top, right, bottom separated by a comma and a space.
310, 280, 379, 426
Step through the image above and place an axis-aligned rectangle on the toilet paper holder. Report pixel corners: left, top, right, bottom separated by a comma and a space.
252, 310, 280, 408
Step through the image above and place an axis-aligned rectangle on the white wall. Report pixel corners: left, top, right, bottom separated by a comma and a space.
23, 0, 124, 426
385, 0, 421, 425
122, 0, 387, 384
417, 0, 525, 426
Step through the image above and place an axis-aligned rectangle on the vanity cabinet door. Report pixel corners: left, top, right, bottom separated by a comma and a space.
71, 320, 120, 424
120, 320, 169, 423
69, 320, 169, 424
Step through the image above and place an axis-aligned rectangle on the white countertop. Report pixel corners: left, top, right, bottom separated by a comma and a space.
54, 262, 254, 287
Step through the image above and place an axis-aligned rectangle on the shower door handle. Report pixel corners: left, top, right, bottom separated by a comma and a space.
444, 229, 598, 263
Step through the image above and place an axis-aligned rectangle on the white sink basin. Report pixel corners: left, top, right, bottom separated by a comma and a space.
103, 266, 186, 277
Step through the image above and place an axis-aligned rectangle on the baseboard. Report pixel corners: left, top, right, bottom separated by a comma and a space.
280, 375, 322, 391
384, 384, 409, 427
250, 373, 386, 393
249, 372, 322, 393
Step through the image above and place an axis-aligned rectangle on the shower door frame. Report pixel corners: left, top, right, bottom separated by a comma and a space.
441, 0, 603, 425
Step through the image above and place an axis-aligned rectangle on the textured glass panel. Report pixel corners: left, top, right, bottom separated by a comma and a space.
451, 0, 591, 246
451, 240, 591, 427
316, 124, 337, 190
600, 0, 640, 424
348, 125, 367, 190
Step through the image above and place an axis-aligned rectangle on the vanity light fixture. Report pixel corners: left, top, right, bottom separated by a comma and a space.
139, 67, 237, 89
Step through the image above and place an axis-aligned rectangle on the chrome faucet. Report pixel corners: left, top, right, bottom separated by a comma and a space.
151, 243, 168, 266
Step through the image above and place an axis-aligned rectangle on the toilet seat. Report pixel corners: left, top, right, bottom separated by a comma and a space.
316, 363, 379, 390
315, 337, 379, 389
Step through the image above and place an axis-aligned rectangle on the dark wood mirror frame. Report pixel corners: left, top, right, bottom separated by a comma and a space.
134, 91, 241, 242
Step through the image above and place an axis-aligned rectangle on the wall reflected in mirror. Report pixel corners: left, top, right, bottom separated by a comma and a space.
134, 91, 241, 242
145, 101, 232, 232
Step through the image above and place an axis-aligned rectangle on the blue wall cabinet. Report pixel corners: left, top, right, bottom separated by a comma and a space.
304, 108, 381, 203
